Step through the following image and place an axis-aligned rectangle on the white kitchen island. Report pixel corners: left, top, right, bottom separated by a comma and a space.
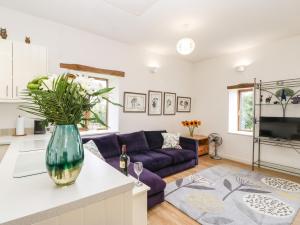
0, 135, 149, 225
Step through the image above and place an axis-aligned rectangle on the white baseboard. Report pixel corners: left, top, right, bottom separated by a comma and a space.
217, 153, 300, 176
218, 153, 251, 165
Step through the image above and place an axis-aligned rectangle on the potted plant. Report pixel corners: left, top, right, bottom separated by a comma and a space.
181, 120, 201, 137
20, 74, 119, 186
275, 88, 295, 102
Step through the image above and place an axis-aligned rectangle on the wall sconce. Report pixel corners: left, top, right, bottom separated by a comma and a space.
234, 59, 252, 72
148, 65, 160, 74
235, 65, 247, 72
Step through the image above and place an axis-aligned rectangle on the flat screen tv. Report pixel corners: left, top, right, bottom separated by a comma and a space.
259, 117, 300, 141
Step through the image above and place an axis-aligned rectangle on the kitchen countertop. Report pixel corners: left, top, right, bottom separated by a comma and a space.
0, 129, 119, 145
0, 134, 51, 145
0, 135, 135, 225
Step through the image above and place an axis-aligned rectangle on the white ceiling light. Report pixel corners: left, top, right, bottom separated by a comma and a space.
176, 38, 195, 55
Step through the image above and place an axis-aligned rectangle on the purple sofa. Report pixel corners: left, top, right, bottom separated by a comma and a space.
82, 130, 198, 208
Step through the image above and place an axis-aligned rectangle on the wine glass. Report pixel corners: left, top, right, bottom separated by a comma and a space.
133, 162, 143, 186
127, 156, 130, 167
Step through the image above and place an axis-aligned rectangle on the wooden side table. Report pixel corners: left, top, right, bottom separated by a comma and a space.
183, 135, 209, 156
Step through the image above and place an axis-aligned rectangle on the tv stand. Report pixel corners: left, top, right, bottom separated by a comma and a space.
252, 78, 300, 176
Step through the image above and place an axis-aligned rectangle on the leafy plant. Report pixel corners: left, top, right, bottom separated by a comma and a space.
19, 74, 120, 126
275, 88, 295, 98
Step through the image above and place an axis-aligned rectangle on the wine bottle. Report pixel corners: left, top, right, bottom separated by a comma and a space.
120, 145, 128, 176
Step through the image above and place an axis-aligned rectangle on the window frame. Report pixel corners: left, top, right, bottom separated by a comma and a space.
237, 88, 253, 132
82, 76, 109, 131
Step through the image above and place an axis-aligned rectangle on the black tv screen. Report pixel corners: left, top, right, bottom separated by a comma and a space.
260, 117, 300, 140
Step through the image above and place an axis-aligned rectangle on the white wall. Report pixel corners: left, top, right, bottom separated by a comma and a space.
0, 6, 195, 134
193, 35, 300, 168
2, 6, 300, 169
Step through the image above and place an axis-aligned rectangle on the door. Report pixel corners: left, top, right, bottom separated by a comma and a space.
0, 40, 13, 99
13, 42, 47, 99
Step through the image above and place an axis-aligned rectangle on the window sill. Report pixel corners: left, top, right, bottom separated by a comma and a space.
228, 130, 253, 137
80, 129, 119, 137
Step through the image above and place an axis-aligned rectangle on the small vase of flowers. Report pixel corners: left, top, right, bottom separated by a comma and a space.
181, 120, 201, 137
20, 74, 119, 186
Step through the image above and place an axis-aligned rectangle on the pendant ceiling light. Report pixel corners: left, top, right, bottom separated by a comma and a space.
176, 37, 195, 55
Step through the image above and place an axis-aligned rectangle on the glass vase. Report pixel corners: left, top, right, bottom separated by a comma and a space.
46, 124, 84, 186
189, 127, 195, 137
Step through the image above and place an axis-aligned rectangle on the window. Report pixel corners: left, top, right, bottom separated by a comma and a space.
238, 89, 253, 131
81, 77, 109, 130
90, 78, 108, 130
228, 87, 253, 135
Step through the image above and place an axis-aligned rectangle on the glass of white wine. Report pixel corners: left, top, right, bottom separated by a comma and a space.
133, 162, 143, 186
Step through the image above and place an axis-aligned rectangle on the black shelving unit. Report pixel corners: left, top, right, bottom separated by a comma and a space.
252, 78, 300, 176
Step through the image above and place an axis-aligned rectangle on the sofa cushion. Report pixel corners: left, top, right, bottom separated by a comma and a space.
105, 157, 119, 166
153, 148, 195, 164
144, 130, 167, 150
82, 134, 120, 159
105, 157, 166, 196
155, 159, 196, 178
128, 151, 172, 171
118, 131, 150, 153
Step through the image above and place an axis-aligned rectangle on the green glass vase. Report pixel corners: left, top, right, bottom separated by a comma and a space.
46, 125, 84, 186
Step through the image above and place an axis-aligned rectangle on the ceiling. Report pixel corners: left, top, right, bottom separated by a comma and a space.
1, 0, 300, 62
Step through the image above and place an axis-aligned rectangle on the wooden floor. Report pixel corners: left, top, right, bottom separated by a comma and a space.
148, 155, 300, 225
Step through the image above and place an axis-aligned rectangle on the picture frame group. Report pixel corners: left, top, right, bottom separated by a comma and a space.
123, 91, 191, 115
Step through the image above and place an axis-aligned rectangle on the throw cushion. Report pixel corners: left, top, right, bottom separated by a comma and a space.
83, 140, 105, 161
144, 130, 167, 150
82, 134, 121, 158
118, 131, 150, 153
162, 133, 182, 149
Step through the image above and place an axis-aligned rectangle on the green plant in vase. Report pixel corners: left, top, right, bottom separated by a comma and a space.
20, 74, 119, 186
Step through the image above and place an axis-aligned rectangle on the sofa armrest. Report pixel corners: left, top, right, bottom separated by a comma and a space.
179, 137, 198, 165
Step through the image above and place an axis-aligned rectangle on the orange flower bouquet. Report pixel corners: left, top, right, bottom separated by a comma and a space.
181, 120, 201, 137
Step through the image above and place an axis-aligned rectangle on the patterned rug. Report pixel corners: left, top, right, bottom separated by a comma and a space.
165, 165, 300, 225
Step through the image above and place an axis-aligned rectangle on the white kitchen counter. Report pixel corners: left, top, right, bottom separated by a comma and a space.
0, 135, 139, 225
0, 134, 50, 145
0, 129, 118, 145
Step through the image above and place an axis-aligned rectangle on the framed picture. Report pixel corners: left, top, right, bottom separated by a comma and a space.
177, 96, 191, 112
148, 91, 162, 115
123, 92, 146, 113
163, 92, 176, 115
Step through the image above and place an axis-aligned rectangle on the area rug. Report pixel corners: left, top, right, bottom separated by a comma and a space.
165, 165, 300, 225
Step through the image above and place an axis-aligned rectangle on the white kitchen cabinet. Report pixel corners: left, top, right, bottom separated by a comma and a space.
0, 145, 8, 162
13, 42, 47, 99
0, 40, 13, 99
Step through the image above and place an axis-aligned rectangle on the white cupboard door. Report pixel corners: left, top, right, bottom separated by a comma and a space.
13, 42, 47, 99
0, 145, 9, 162
0, 40, 13, 99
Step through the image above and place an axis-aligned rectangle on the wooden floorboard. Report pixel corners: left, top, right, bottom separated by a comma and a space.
148, 155, 300, 225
